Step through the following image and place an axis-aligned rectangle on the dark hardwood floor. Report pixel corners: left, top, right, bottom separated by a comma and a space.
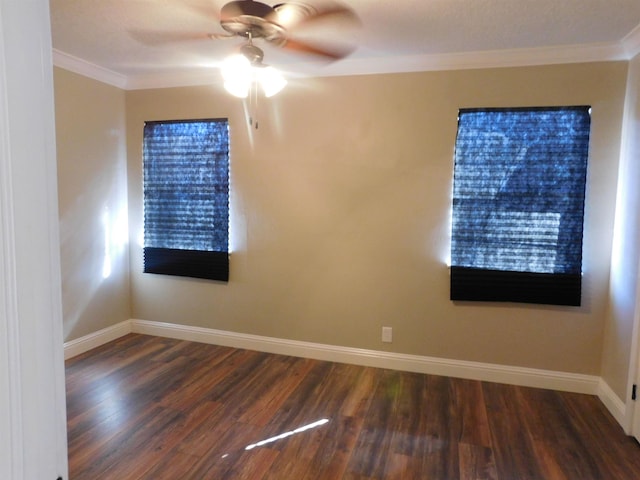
66, 333, 640, 479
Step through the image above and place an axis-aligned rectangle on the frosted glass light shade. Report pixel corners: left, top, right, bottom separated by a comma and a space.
221, 54, 252, 98
258, 66, 287, 97
221, 54, 287, 98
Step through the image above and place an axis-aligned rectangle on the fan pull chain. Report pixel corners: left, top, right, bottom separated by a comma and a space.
247, 31, 258, 129
249, 78, 259, 129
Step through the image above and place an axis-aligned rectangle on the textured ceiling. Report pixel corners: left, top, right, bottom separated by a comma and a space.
50, 0, 640, 88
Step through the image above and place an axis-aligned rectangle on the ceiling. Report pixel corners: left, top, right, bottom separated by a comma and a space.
50, 0, 640, 89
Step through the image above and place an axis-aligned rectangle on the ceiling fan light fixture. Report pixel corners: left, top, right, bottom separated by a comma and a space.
223, 79, 251, 98
221, 53, 252, 97
220, 49, 286, 98
257, 65, 287, 97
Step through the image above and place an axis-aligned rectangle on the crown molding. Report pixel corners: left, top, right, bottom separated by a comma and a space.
52, 49, 128, 89
54, 40, 631, 91
302, 41, 628, 78
623, 23, 640, 58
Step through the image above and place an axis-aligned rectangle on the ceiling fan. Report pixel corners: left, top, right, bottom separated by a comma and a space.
212, 0, 360, 61
128, 1, 359, 97
211, 0, 359, 97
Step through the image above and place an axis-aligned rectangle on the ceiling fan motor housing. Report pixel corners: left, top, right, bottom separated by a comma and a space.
217, 0, 357, 60
220, 0, 285, 41
240, 43, 265, 64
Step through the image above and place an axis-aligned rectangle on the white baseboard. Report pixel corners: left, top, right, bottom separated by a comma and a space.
129, 319, 599, 395
64, 318, 601, 396
597, 378, 628, 429
63, 320, 133, 359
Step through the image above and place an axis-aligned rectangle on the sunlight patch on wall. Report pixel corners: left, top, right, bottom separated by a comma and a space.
102, 205, 129, 279
102, 209, 112, 279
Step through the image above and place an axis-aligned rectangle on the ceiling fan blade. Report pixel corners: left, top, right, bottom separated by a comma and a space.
267, 1, 360, 60
279, 37, 354, 60
210, 33, 238, 40
184, 3, 220, 21
273, 1, 359, 30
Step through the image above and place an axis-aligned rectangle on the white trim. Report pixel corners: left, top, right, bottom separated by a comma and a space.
69, 320, 638, 421
597, 378, 628, 429
0, 10, 24, 475
306, 42, 628, 79
626, 243, 640, 437
52, 49, 128, 89
623, 23, 640, 59
69, 319, 640, 426
130, 319, 599, 394
64, 318, 600, 395
1, 2, 69, 477
612, 56, 640, 437
629, 263, 640, 438
63, 320, 133, 359
54, 39, 631, 91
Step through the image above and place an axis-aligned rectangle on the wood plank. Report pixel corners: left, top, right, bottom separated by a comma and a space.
177, 421, 266, 478
306, 367, 380, 479
515, 386, 603, 479
458, 443, 498, 480
415, 374, 461, 479
237, 356, 317, 427
66, 334, 640, 480
482, 382, 546, 479
262, 362, 368, 479
560, 391, 640, 478
454, 378, 492, 447
343, 369, 402, 478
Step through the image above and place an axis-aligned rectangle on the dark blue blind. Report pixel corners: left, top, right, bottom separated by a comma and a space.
143, 119, 229, 281
450, 107, 591, 306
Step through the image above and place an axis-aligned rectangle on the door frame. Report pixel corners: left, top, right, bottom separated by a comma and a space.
0, 0, 68, 478
628, 258, 640, 439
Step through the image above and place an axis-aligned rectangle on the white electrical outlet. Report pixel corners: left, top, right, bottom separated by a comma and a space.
382, 326, 393, 343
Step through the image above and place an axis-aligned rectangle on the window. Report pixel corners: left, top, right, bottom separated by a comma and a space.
450, 106, 591, 306
143, 118, 230, 281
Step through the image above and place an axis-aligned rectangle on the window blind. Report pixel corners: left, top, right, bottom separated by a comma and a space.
450, 107, 591, 306
143, 119, 229, 281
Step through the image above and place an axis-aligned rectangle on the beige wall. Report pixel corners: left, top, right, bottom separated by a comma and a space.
126, 62, 627, 375
54, 67, 131, 340
601, 54, 640, 400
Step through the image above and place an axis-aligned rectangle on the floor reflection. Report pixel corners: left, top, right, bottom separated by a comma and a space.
243, 418, 330, 452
